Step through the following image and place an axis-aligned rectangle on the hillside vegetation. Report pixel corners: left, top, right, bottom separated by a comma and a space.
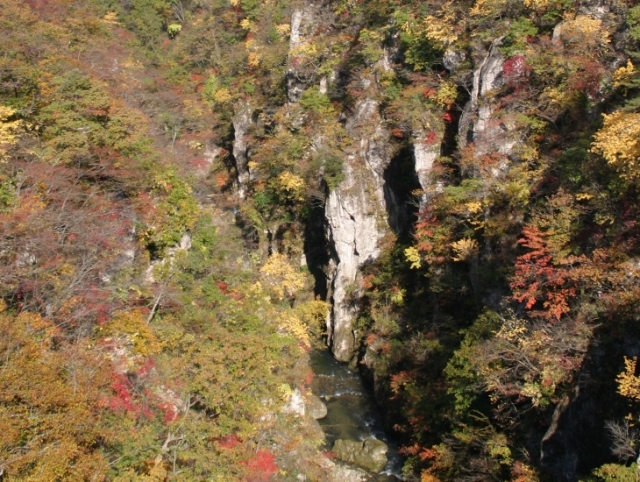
3, 0, 640, 481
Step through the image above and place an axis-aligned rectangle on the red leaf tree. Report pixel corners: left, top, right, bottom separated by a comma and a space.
510, 226, 584, 322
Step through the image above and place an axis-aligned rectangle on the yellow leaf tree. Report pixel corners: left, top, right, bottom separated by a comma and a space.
0, 105, 22, 162
0, 303, 114, 481
591, 111, 640, 180
259, 252, 306, 301
617, 356, 640, 401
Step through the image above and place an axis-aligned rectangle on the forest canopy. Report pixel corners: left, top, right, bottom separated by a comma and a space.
3, 0, 640, 480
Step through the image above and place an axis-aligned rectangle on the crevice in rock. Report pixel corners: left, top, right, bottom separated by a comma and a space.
383, 145, 421, 240
303, 194, 330, 300
234, 209, 260, 251
442, 86, 469, 158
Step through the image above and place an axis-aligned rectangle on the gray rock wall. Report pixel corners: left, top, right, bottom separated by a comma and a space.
325, 96, 392, 361
232, 101, 252, 197
459, 38, 517, 159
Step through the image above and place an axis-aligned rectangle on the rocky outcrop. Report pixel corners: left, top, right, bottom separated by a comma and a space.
282, 387, 327, 420
144, 233, 191, 284
285, 7, 430, 363
443, 47, 466, 73
332, 437, 388, 473
287, 4, 327, 103
283, 387, 306, 416
232, 101, 252, 197
317, 457, 368, 482
305, 393, 328, 420
280, 3, 408, 363
325, 162, 383, 362
413, 131, 441, 206
287, 8, 308, 103
195, 142, 223, 178
325, 94, 392, 362
413, 134, 439, 192
459, 38, 517, 158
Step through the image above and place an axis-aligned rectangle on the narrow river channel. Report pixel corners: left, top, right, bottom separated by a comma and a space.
309, 349, 404, 480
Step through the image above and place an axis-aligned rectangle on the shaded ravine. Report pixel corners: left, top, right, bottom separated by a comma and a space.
310, 349, 404, 480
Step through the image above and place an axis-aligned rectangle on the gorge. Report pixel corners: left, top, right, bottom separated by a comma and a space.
3, 0, 640, 480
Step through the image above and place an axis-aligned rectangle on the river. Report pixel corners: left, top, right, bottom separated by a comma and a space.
310, 349, 404, 480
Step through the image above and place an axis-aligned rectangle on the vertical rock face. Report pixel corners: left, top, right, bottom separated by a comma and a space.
326, 96, 392, 362
287, 8, 306, 103
459, 38, 517, 158
283, 4, 430, 363
413, 135, 439, 191
286, 4, 320, 103
232, 101, 252, 197
283, 1, 402, 363
413, 131, 441, 205
326, 161, 384, 362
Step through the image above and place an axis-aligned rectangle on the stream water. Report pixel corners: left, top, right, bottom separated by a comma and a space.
310, 349, 404, 480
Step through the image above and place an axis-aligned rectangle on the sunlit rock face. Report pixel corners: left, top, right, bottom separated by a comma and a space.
413, 130, 441, 207
285, 2, 442, 363
286, 3, 325, 103
459, 38, 517, 159
325, 95, 391, 363
232, 100, 252, 197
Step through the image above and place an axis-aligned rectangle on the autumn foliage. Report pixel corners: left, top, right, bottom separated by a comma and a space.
242, 450, 279, 481
5, 0, 640, 479
510, 226, 579, 321
0, 0, 327, 479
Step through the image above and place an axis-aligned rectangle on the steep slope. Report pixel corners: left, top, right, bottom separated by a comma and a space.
5, 0, 640, 480
0, 1, 336, 480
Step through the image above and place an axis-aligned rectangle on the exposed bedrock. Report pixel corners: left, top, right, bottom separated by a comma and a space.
283, 3, 438, 363
231, 100, 252, 197
325, 98, 390, 362
459, 37, 517, 159
324, 88, 437, 362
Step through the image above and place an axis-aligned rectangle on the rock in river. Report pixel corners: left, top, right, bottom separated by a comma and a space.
333, 437, 388, 473
305, 393, 328, 420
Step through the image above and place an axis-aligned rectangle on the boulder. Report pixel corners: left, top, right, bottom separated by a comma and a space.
329, 463, 368, 482
332, 437, 388, 473
283, 388, 328, 420
318, 456, 367, 482
305, 393, 328, 420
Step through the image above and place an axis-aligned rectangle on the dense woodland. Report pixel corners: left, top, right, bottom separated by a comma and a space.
3, 0, 640, 480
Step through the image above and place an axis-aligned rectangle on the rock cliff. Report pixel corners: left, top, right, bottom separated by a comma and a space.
459, 38, 517, 159
232, 100, 252, 197
324, 92, 394, 361
280, 2, 402, 362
